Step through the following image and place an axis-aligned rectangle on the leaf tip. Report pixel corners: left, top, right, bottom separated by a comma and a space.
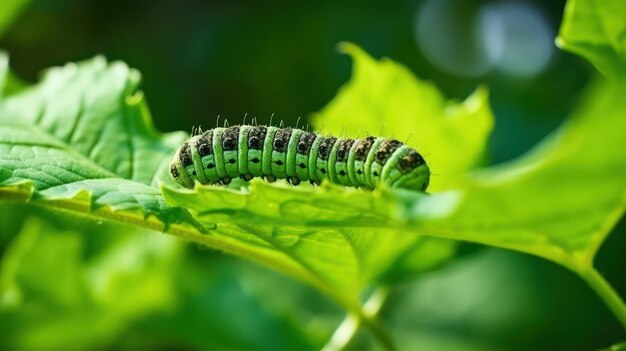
336, 41, 367, 59
554, 36, 566, 50
93, 54, 108, 69
464, 85, 491, 112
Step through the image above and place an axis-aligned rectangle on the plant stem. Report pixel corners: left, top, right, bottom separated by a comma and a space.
580, 268, 626, 330
322, 287, 395, 351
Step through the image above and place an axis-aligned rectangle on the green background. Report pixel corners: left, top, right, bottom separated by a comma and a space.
0, 0, 624, 350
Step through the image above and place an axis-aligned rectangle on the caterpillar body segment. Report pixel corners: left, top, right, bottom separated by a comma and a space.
170, 125, 430, 192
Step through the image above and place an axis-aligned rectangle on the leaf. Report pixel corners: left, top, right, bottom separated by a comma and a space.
557, 0, 626, 77
163, 45, 494, 309
0, 213, 325, 350
0, 56, 203, 232
164, 43, 626, 315
0, 53, 459, 313
0, 217, 181, 350
129, 256, 326, 351
0, 56, 186, 185
164, 72, 626, 275
0, 53, 27, 99
313, 43, 494, 191
163, 182, 457, 307
420, 77, 626, 270
0, 122, 198, 230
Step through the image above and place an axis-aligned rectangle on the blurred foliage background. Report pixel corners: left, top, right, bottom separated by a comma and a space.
0, 0, 624, 350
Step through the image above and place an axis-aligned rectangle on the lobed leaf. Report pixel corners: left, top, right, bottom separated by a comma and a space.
0, 56, 186, 185
418, 77, 626, 270
313, 43, 494, 191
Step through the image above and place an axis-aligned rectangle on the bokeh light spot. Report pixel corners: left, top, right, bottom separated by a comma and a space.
480, 3, 554, 77
415, 0, 554, 78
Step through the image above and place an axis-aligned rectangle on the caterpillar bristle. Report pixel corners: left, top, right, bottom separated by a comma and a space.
404, 132, 414, 144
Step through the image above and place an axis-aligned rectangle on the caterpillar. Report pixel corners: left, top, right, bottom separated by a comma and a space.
169, 125, 430, 192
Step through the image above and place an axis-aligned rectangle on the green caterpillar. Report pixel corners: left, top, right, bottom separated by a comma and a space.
169, 125, 430, 191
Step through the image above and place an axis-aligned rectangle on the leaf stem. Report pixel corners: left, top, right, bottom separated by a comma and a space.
580, 268, 626, 330
322, 286, 396, 351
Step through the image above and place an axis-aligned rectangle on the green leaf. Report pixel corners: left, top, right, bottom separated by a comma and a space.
163, 45, 492, 310
421, 78, 626, 270
0, 123, 198, 231
0, 53, 27, 99
0, 217, 181, 349
0, 54, 459, 314
313, 43, 494, 191
164, 72, 626, 278
0, 213, 325, 350
129, 256, 326, 351
163, 45, 626, 326
0, 56, 186, 185
0, 56, 202, 232
557, 0, 626, 76
163, 182, 457, 308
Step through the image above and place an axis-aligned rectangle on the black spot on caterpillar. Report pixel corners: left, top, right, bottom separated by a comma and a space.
170, 125, 430, 191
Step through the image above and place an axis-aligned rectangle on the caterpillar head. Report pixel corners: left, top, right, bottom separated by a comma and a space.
394, 164, 430, 191
169, 160, 190, 188
169, 142, 195, 188
392, 150, 431, 192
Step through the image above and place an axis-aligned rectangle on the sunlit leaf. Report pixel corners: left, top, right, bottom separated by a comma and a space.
0, 56, 186, 185
557, 0, 626, 76
0, 218, 180, 349
313, 43, 493, 191
0, 53, 460, 312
